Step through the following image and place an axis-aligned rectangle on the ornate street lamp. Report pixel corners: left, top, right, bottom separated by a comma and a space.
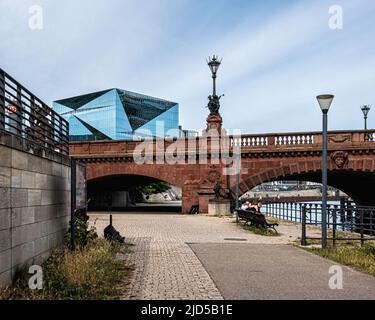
360, 105, 371, 130
316, 94, 334, 249
206, 55, 224, 116
207, 55, 222, 96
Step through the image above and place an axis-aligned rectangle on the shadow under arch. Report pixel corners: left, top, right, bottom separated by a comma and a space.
86, 163, 184, 190
87, 174, 182, 212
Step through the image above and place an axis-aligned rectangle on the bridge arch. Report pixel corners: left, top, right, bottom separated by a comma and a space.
85, 162, 188, 211
86, 162, 184, 189
87, 172, 182, 211
234, 163, 375, 206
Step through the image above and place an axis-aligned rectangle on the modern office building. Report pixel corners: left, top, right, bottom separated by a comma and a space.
53, 88, 179, 141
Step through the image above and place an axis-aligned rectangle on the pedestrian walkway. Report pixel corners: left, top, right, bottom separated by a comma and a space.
89, 213, 375, 300
190, 243, 375, 299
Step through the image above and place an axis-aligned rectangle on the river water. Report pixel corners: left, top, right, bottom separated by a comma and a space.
263, 200, 357, 231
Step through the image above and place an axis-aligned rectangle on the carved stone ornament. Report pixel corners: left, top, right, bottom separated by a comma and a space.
330, 151, 348, 169
329, 134, 351, 143
184, 179, 200, 186
82, 144, 90, 152
201, 165, 221, 185
206, 114, 223, 132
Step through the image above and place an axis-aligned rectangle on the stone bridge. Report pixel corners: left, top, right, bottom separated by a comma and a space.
69, 130, 375, 213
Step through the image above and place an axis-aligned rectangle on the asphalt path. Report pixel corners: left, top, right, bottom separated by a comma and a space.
189, 243, 375, 300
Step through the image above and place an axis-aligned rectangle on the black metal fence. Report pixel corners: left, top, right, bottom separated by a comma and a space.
263, 201, 375, 246
0, 68, 69, 155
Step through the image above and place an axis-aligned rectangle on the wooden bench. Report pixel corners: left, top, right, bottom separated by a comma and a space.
236, 209, 279, 233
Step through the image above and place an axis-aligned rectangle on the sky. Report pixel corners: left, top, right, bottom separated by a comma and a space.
1, 0, 375, 134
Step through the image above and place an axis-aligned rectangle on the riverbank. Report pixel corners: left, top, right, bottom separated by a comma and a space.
243, 188, 347, 202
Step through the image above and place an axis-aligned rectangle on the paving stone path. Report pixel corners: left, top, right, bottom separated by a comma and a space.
91, 213, 375, 299
90, 213, 302, 300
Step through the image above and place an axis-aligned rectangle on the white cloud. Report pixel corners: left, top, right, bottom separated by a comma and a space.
1, 0, 375, 133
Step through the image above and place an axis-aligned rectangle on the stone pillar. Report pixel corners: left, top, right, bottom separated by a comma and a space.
206, 114, 222, 133
181, 180, 199, 213
197, 187, 215, 213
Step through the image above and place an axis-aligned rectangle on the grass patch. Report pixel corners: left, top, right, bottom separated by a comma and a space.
0, 238, 130, 300
243, 224, 279, 236
304, 243, 375, 276
265, 216, 287, 225
297, 228, 375, 246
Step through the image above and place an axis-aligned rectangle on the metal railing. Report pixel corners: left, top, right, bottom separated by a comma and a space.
263, 201, 375, 246
0, 68, 69, 156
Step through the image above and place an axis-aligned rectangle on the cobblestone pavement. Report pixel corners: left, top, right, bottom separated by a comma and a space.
89, 212, 305, 300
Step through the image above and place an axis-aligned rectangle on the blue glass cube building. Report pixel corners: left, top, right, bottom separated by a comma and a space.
52, 88, 179, 141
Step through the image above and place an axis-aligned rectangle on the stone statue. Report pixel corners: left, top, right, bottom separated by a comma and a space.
207, 94, 224, 116
213, 179, 226, 200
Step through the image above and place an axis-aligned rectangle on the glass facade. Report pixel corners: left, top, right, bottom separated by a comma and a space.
53, 89, 179, 141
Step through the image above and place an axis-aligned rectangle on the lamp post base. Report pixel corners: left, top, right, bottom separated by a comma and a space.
205, 114, 223, 133
208, 199, 231, 216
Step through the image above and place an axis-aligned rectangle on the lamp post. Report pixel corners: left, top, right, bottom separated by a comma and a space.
235, 153, 240, 223
207, 55, 222, 96
316, 94, 334, 249
360, 105, 371, 130
205, 55, 223, 130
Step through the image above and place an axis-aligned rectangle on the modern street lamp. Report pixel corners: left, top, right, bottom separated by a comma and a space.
316, 94, 334, 249
235, 153, 240, 223
360, 105, 371, 130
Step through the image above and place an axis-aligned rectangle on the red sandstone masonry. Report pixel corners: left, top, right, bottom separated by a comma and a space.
70, 130, 375, 211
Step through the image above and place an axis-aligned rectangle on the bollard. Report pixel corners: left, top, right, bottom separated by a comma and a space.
340, 197, 346, 228
360, 210, 364, 247
70, 158, 76, 251
332, 206, 337, 248
301, 205, 307, 246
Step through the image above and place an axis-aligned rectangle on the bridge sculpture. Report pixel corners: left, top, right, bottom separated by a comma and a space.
70, 129, 375, 213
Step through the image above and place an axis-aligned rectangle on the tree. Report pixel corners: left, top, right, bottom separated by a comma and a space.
137, 182, 171, 195
128, 182, 172, 203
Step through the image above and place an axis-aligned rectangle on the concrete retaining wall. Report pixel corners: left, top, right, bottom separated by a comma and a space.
0, 144, 70, 288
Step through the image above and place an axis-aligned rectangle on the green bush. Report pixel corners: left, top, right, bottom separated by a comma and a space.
65, 216, 98, 249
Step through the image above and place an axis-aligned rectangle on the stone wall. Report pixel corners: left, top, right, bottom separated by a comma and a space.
0, 144, 70, 288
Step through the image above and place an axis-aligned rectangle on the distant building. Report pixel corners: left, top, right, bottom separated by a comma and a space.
178, 125, 199, 138
53, 88, 179, 141
254, 180, 322, 192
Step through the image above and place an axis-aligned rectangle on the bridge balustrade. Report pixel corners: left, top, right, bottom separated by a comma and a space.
229, 130, 375, 151
274, 133, 315, 145
230, 133, 317, 148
